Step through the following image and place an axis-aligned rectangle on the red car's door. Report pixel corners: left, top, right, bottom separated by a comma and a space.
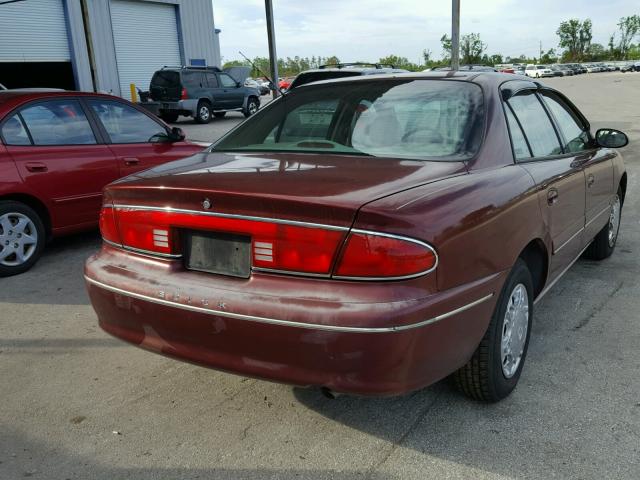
1, 99, 118, 230
503, 90, 586, 278
85, 98, 203, 177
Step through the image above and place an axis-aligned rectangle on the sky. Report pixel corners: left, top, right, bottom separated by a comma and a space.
213, 0, 638, 64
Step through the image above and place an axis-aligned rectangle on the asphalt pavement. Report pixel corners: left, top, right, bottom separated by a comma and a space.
1, 72, 639, 480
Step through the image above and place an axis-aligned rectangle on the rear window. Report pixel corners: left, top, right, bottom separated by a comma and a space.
213, 79, 484, 161
290, 71, 362, 88
151, 71, 180, 87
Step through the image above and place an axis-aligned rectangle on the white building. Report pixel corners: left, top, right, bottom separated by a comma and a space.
0, 0, 222, 99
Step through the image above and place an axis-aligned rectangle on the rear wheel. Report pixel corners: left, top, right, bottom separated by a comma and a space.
159, 112, 179, 123
213, 112, 227, 119
584, 190, 622, 260
244, 97, 259, 118
453, 259, 533, 402
0, 201, 46, 277
195, 101, 211, 124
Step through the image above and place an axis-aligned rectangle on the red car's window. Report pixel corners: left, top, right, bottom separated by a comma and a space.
88, 100, 167, 144
1, 114, 31, 145
506, 92, 562, 158
18, 100, 96, 146
214, 79, 484, 162
540, 92, 590, 153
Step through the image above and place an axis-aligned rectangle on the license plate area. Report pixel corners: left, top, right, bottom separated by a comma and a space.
183, 230, 251, 278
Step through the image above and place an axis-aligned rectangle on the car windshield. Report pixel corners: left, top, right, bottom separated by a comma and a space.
213, 79, 484, 161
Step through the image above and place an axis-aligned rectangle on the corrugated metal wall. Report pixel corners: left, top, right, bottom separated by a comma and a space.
84, 0, 220, 96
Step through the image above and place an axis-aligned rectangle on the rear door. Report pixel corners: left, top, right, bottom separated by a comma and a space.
539, 90, 614, 242
1, 98, 118, 229
503, 88, 586, 278
85, 97, 201, 176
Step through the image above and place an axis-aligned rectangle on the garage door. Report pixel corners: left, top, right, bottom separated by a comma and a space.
110, 0, 182, 100
0, 0, 70, 62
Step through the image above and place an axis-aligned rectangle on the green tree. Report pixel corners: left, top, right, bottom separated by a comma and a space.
440, 34, 452, 61
540, 48, 557, 64
460, 33, 486, 64
324, 56, 341, 67
556, 18, 592, 61
617, 15, 640, 59
586, 43, 607, 61
378, 55, 418, 70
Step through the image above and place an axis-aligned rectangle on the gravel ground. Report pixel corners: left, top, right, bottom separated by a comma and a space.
1, 72, 639, 480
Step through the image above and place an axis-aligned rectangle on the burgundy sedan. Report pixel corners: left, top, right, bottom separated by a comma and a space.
85, 73, 628, 401
0, 90, 204, 276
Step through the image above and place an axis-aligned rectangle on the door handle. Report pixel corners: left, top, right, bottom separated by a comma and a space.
25, 162, 48, 173
587, 173, 595, 187
547, 188, 559, 206
122, 157, 140, 166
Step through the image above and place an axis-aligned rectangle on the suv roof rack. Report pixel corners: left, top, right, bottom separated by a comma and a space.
161, 65, 222, 72
318, 62, 396, 70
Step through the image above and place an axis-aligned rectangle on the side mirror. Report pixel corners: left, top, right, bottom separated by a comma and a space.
168, 127, 186, 142
236, 81, 241, 88
595, 128, 628, 148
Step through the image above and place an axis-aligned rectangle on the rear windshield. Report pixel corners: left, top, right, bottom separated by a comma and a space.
150, 71, 180, 87
213, 79, 484, 161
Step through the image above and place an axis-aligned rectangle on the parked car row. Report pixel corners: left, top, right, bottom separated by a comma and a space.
503, 61, 640, 77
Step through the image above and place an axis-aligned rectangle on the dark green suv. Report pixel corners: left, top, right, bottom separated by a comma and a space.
149, 66, 261, 124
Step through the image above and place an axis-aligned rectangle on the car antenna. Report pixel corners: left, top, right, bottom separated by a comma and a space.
238, 50, 285, 96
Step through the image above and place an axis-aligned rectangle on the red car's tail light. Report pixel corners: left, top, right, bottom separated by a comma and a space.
334, 230, 437, 280
99, 205, 121, 246
180, 88, 188, 100
113, 208, 345, 273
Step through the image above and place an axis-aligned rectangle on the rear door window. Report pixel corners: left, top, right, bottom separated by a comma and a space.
182, 71, 204, 89
506, 92, 562, 158
205, 73, 218, 88
1, 114, 31, 145
504, 106, 532, 159
89, 100, 167, 144
18, 100, 96, 145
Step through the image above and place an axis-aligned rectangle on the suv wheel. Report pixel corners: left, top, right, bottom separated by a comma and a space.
195, 101, 212, 124
159, 112, 179, 123
0, 201, 46, 277
244, 97, 259, 118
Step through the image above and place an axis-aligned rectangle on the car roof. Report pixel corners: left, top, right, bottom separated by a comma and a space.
0, 90, 132, 112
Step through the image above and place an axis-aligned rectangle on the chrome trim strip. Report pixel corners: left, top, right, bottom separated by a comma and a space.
112, 204, 350, 232
553, 227, 584, 254
585, 204, 612, 229
84, 275, 493, 333
251, 267, 331, 279
332, 229, 439, 281
534, 242, 591, 305
102, 239, 182, 259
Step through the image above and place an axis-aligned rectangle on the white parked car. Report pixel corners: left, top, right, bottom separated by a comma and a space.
524, 64, 553, 78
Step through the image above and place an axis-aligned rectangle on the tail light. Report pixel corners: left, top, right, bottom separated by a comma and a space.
334, 230, 437, 280
99, 205, 120, 246
180, 88, 188, 100
101, 207, 437, 280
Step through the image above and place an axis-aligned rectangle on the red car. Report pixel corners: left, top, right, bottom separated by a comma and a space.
278, 78, 293, 90
0, 90, 204, 276
86, 73, 628, 401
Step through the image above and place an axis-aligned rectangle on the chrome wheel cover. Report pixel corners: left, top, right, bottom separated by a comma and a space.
199, 106, 210, 121
501, 283, 529, 378
608, 195, 621, 248
248, 101, 258, 115
0, 212, 38, 267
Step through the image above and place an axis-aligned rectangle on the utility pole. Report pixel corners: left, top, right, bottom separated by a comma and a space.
539, 40, 543, 63
451, 0, 460, 70
264, 0, 280, 98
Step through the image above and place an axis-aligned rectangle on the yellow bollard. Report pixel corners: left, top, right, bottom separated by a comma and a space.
130, 83, 138, 103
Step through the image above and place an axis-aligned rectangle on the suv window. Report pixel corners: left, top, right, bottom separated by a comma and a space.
219, 74, 237, 88
17, 100, 96, 145
1, 114, 31, 145
88, 100, 166, 144
205, 73, 218, 88
151, 71, 180, 88
506, 91, 562, 158
182, 71, 204, 88
540, 92, 590, 153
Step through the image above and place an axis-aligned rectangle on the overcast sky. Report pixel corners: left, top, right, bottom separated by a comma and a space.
213, 0, 638, 63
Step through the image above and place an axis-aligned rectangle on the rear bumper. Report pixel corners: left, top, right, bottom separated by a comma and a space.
85, 245, 505, 396
157, 99, 199, 116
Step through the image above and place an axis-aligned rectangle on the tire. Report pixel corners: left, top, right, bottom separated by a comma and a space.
453, 258, 534, 402
244, 97, 259, 118
195, 101, 212, 124
584, 189, 622, 260
159, 112, 179, 123
0, 201, 46, 277
213, 112, 227, 119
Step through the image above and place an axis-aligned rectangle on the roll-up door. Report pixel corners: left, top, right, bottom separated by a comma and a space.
110, 0, 182, 100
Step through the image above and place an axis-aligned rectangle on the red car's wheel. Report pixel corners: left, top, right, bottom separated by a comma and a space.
0, 201, 46, 277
